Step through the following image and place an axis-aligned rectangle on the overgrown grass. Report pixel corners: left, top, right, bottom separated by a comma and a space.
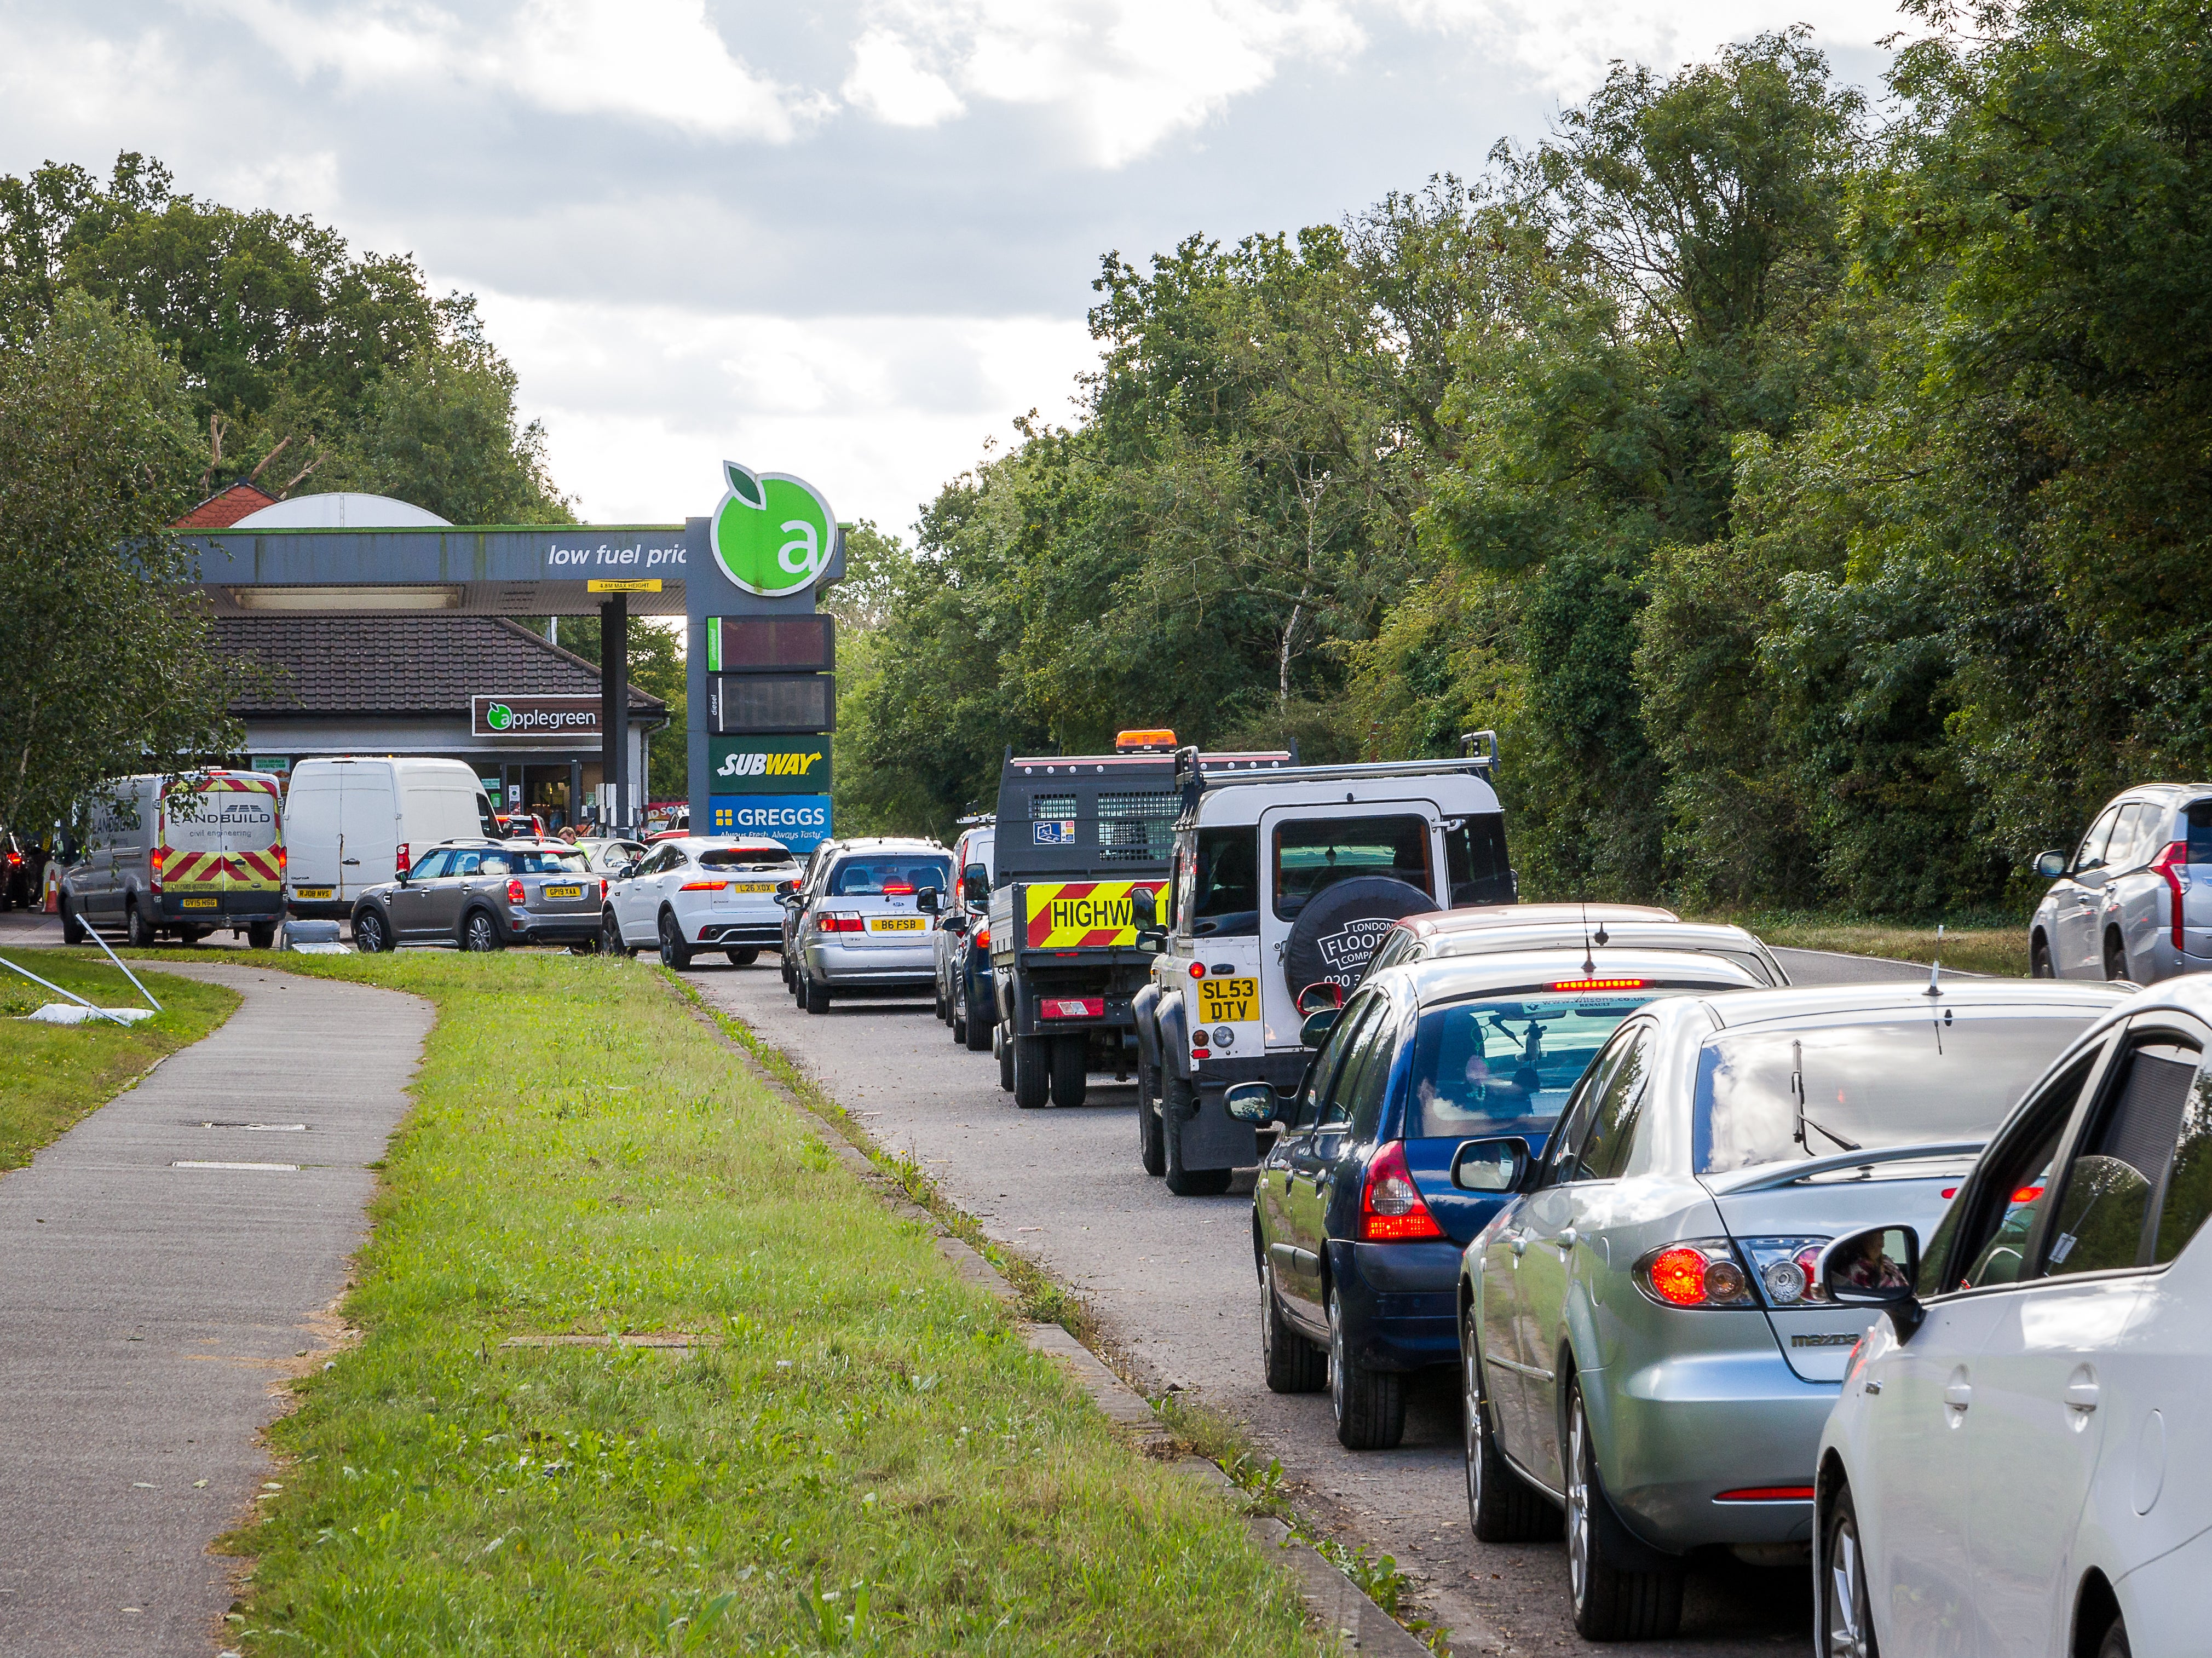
222, 949, 1325, 1656
0, 950, 240, 1170
1743, 919, 2030, 978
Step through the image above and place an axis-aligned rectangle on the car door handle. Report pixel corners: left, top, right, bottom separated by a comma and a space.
1944, 1378, 1973, 1413
2065, 1378, 2100, 1414
1556, 1228, 1579, 1251
341, 858, 361, 866
1510, 1234, 1528, 1257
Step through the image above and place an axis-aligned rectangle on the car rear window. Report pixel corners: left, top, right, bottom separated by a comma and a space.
1693, 1012, 2093, 1175
1272, 815, 1432, 919
1189, 826, 1259, 936
1404, 988, 1678, 1139
486, 849, 588, 874
2189, 799, 2212, 865
700, 845, 797, 871
828, 855, 951, 896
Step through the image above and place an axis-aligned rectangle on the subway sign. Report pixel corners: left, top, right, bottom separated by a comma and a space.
708, 736, 831, 793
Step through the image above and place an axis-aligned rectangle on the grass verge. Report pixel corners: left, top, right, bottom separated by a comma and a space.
221, 949, 1326, 1656
0, 949, 240, 1171
1689, 914, 2031, 978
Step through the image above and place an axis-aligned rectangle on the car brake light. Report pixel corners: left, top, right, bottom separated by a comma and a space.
819, 912, 865, 932
2011, 1184, 2044, 1205
1189, 962, 1206, 978
1360, 1141, 1444, 1242
395, 842, 411, 877
1549, 977, 1645, 991
883, 880, 914, 895
506, 878, 526, 906
1716, 1487, 1815, 1502
1634, 1240, 1756, 1308
974, 926, 990, 949
4, 851, 19, 867
2150, 840, 2190, 951
679, 880, 728, 891
600, 878, 608, 900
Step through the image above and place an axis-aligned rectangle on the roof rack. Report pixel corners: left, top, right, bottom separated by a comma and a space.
1172, 735, 1499, 795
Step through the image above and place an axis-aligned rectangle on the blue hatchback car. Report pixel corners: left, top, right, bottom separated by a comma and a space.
1243, 947, 1765, 1448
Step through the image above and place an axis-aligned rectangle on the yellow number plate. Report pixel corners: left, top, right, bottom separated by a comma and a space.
729, 882, 773, 894
869, 917, 926, 932
295, 886, 333, 900
542, 884, 583, 899
180, 897, 218, 909
1198, 977, 1259, 1024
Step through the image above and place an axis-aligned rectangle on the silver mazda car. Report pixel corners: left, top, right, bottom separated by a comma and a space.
1452, 977, 2131, 1639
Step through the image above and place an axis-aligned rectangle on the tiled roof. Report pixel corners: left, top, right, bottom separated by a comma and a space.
174, 482, 278, 528
215, 614, 668, 717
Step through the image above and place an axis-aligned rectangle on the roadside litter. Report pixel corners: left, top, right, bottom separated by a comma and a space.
281, 919, 353, 954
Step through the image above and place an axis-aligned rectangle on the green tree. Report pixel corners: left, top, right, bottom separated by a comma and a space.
0, 293, 245, 834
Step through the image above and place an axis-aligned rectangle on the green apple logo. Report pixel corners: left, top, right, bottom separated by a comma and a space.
711, 461, 836, 596
487, 703, 514, 731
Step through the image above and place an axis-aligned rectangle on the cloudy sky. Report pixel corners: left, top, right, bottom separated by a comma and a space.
1, 0, 1915, 533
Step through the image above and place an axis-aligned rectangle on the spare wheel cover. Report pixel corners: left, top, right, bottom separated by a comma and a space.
1279, 876, 1437, 1000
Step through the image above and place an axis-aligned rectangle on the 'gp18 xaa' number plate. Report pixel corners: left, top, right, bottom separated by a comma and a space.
1197, 977, 1258, 1024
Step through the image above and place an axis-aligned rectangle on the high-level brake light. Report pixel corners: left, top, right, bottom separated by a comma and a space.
1359, 1141, 1444, 1241
1549, 977, 1646, 992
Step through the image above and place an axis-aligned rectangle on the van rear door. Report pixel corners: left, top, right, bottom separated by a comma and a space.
284, 767, 342, 901
341, 765, 399, 900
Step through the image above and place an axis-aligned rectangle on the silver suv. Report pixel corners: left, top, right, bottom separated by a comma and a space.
2030, 785, 2212, 981
784, 837, 951, 1015
351, 838, 602, 953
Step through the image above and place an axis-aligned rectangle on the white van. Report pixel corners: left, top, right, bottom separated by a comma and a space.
58, 770, 287, 948
284, 758, 499, 919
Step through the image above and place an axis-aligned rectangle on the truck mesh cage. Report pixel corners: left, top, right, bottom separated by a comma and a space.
1097, 792, 1178, 863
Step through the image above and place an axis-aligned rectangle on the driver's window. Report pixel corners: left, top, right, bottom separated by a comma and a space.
1943, 1046, 2100, 1292
2043, 1038, 2204, 1279
1315, 996, 1385, 1131
409, 850, 453, 880
1574, 1025, 1655, 1182
1543, 1031, 1633, 1184
2075, 805, 2123, 873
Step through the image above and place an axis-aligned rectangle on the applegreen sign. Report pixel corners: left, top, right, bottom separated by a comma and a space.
710, 461, 835, 596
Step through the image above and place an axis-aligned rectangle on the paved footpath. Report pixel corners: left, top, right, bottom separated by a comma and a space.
0, 963, 430, 1657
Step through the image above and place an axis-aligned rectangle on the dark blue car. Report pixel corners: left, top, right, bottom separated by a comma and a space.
1244, 947, 1764, 1449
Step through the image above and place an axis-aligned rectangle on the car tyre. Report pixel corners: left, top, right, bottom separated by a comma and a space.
1261, 1257, 1326, 1392
353, 908, 392, 954
804, 975, 831, 1015
1819, 1480, 1879, 1658
935, 978, 950, 1022
2097, 1617, 2130, 1658
658, 909, 693, 970
2104, 930, 2130, 982
125, 899, 155, 948
2031, 932, 2054, 978
247, 920, 278, 951
1050, 1035, 1087, 1107
725, 947, 759, 966
996, 1022, 1015, 1092
60, 899, 87, 946
1012, 1032, 1052, 1109
1138, 1064, 1167, 1177
1566, 1379, 1681, 1640
462, 909, 503, 952
963, 980, 993, 1051
1162, 1073, 1230, 1196
1463, 1304, 1558, 1541
1328, 1282, 1405, 1450
600, 909, 631, 958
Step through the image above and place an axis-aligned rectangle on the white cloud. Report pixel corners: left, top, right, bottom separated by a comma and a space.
211, 0, 829, 140
842, 26, 965, 126
843, 0, 1367, 166
470, 289, 1102, 530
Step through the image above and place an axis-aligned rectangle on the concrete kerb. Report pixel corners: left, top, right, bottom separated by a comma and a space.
667, 978, 1434, 1657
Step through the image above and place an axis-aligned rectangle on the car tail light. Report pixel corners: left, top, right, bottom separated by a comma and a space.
395, 842, 411, 877
1189, 962, 1206, 978
974, 925, 990, 949
818, 911, 865, 932
1041, 997, 1103, 1019
679, 880, 728, 891
599, 878, 608, 900
1359, 1141, 1445, 1242
1737, 1236, 1832, 1305
2151, 840, 2190, 950
506, 878, 526, 906
1549, 977, 1645, 991
149, 844, 164, 895
4, 850, 19, 867
1634, 1239, 1758, 1308
1715, 1487, 1814, 1502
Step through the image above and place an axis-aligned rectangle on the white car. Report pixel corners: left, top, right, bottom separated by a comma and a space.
1814, 974, 2212, 1658
601, 836, 799, 970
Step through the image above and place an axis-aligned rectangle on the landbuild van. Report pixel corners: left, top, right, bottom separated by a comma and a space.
59, 770, 287, 948
284, 758, 499, 919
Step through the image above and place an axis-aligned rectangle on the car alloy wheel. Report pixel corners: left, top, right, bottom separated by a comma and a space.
1463, 1310, 1487, 1523
659, 911, 693, 970
355, 909, 388, 954
600, 910, 626, 957
464, 911, 500, 952
1822, 1488, 1877, 1658
1566, 1392, 1593, 1612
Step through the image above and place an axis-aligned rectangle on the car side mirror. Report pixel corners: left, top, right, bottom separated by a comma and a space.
775, 879, 798, 899
1297, 981, 1345, 1016
1136, 926, 1167, 954
2034, 849, 2068, 879
1223, 1081, 1278, 1125
963, 863, 990, 903
917, 886, 943, 914
1131, 886, 1157, 928
1299, 1008, 1339, 1049
1450, 1136, 1530, 1193
1818, 1225, 1924, 1338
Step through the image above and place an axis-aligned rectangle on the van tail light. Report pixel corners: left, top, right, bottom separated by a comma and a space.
2151, 840, 2190, 951
274, 844, 287, 876
506, 878, 526, 906
1359, 1141, 1445, 1241
149, 844, 164, 895
395, 842, 411, 877
818, 911, 865, 933
1634, 1240, 1759, 1308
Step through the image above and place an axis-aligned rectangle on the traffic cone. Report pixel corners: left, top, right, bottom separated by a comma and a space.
43, 860, 61, 913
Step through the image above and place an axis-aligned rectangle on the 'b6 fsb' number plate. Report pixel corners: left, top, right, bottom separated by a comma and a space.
1198, 977, 1258, 1024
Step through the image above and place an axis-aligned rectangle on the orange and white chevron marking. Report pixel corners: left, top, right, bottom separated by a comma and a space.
1022, 880, 1167, 949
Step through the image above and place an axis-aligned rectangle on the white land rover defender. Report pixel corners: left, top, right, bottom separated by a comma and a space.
1129, 739, 1513, 1195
